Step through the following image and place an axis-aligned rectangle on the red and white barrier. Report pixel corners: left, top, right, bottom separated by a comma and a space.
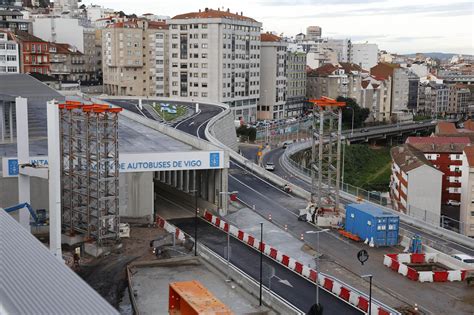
156, 216, 186, 241
383, 253, 468, 283
202, 210, 397, 315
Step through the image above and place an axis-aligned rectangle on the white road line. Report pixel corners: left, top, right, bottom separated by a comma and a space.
196, 116, 214, 139
230, 160, 295, 198
229, 174, 299, 218
174, 109, 201, 128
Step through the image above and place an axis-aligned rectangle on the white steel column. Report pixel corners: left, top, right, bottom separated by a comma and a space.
15, 97, 30, 230
47, 100, 62, 260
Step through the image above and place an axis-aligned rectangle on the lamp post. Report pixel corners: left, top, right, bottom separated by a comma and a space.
347, 106, 355, 136
259, 222, 264, 306
309, 228, 329, 309
361, 274, 373, 315
219, 191, 238, 280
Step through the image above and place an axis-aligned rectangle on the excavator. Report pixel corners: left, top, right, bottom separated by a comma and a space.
4, 202, 48, 226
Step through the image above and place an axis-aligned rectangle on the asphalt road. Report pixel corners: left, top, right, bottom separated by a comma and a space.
170, 216, 361, 315
258, 146, 474, 257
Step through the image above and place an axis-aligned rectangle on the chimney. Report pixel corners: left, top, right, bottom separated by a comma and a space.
217, 7, 220, 11
205, 7, 209, 12
199, 9, 201, 12
227, 8, 230, 12
241, 11, 243, 16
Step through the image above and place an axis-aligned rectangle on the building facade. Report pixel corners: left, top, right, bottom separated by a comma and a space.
168, 8, 262, 123
360, 74, 392, 122
49, 42, 86, 81
258, 33, 287, 120
460, 146, 474, 237
14, 30, 50, 74
306, 62, 362, 105
286, 49, 306, 117
349, 42, 378, 71
448, 84, 470, 117
390, 144, 443, 220
417, 82, 449, 116
0, 8, 31, 32
0, 29, 19, 73
406, 136, 470, 205
305, 25, 321, 41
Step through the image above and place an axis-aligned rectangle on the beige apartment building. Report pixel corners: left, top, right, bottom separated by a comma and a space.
460, 146, 474, 237
102, 19, 169, 97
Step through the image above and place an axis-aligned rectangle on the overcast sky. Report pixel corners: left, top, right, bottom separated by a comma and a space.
83, 0, 474, 55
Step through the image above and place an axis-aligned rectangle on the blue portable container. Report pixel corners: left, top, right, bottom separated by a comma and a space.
344, 203, 399, 247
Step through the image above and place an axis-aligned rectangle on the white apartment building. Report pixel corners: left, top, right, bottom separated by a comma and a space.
168, 8, 262, 123
258, 33, 287, 120
460, 146, 474, 237
286, 49, 306, 117
349, 42, 378, 71
0, 29, 19, 73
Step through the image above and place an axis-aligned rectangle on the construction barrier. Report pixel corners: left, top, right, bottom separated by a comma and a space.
383, 253, 468, 283
202, 210, 399, 315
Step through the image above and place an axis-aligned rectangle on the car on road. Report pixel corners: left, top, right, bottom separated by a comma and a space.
361, 128, 369, 132
282, 140, 293, 149
447, 200, 461, 206
265, 162, 275, 171
452, 254, 474, 266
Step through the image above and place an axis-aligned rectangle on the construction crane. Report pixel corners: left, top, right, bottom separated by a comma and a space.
4, 203, 48, 226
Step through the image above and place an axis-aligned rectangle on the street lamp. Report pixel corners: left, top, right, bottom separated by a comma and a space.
259, 222, 264, 306
190, 189, 199, 256
307, 228, 329, 309
361, 274, 373, 315
347, 106, 355, 136
219, 190, 238, 281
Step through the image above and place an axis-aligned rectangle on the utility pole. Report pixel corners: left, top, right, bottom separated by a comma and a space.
362, 274, 373, 315
259, 222, 264, 306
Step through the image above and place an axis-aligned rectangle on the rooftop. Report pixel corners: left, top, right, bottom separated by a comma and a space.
260, 32, 281, 42
13, 30, 47, 43
436, 121, 458, 135
172, 8, 257, 22
391, 144, 439, 173
0, 209, 119, 315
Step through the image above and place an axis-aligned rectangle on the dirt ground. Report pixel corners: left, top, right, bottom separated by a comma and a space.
75, 225, 167, 309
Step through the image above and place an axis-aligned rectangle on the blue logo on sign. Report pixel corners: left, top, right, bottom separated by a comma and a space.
8, 159, 19, 176
210, 152, 219, 167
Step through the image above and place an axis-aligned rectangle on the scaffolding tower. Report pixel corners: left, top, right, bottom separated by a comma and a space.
309, 97, 346, 213
60, 101, 122, 244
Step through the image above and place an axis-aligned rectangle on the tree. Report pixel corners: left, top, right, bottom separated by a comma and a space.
336, 96, 369, 129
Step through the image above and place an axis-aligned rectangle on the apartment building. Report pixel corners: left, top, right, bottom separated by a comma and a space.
168, 8, 262, 122
0, 29, 19, 73
305, 25, 321, 40
448, 84, 470, 116
460, 146, 474, 237
0, 8, 31, 32
286, 48, 306, 117
417, 82, 449, 116
49, 42, 86, 81
102, 19, 168, 96
370, 63, 409, 116
14, 30, 50, 74
258, 33, 287, 120
306, 62, 362, 104
360, 74, 392, 122
349, 42, 378, 70
406, 136, 470, 205
390, 144, 443, 218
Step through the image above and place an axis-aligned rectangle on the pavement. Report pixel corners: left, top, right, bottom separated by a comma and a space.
130, 258, 264, 315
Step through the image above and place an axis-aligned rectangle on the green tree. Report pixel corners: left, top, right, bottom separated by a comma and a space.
336, 96, 369, 129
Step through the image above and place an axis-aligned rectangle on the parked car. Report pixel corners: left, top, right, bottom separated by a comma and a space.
447, 200, 461, 206
452, 254, 474, 266
265, 162, 275, 171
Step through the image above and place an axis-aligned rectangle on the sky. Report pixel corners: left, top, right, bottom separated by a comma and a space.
82, 0, 474, 55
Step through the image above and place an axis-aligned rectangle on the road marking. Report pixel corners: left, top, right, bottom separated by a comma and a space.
230, 160, 295, 198
229, 174, 299, 218
174, 109, 201, 128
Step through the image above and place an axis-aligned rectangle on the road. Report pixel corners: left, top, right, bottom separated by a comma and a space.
169, 216, 361, 314
260, 146, 474, 257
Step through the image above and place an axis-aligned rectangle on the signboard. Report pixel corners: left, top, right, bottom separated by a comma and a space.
2, 151, 225, 177
357, 249, 369, 265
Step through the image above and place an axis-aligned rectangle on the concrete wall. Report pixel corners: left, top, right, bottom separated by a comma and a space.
119, 172, 154, 221
210, 109, 238, 152
406, 164, 442, 221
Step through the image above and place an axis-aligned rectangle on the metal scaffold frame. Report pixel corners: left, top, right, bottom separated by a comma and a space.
60, 101, 122, 244
309, 97, 345, 213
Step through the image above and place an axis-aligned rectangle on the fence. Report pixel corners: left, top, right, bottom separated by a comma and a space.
283, 140, 390, 208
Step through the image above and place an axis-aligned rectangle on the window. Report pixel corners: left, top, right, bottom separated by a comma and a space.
201, 63, 207, 68
202, 92, 208, 97
202, 34, 208, 39
172, 34, 178, 39
202, 53, 208, 58
7, 44, 16, 50
7, 66, 17, 72
201, 24, 208, 29
7, 55, 16, 61
201, 73, 207, 78
202, 43, 208, 49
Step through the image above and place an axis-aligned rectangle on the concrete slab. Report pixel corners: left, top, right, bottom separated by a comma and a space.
130, 257, 265, 315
